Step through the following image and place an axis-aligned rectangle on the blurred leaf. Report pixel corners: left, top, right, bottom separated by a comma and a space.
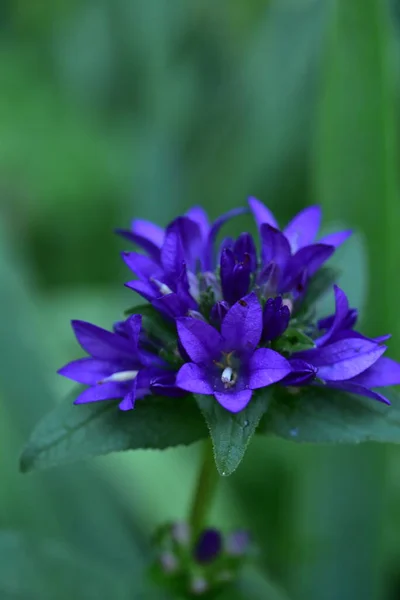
195, 392, 270, 476
0, 531, 167, 600
218, 565, 290, 600
20, 394, 207, 473
273, 328, 315, 354
261, 387, 400, 444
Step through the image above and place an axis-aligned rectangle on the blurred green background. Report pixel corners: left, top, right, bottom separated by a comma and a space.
1, 0, 400, 598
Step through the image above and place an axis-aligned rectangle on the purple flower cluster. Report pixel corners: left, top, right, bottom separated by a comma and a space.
59, 198, 400, 412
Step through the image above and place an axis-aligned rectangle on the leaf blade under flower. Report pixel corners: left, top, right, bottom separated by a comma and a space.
260, 386, 400, 444
20, 392, 207, 473
195, 391, 271, 476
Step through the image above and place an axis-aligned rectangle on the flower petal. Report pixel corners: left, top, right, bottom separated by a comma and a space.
324, 381, 391, 405
248, 196, 279, 229
186, 206, 209, 240
316, 285, 350, 346
248, 348, 291, 389
118, 380, 137, 411
282, 243, 334, 291
74, 382, 127, 404
319, 229, 352, 248
221, 292, 263, 352
131, 219, 165, 247
165, 217, 203, 273
125, 280, 158, 301
176, 363, 214, 394
121, 252, 162, 280
71, 320, 134, 361
260, 224, 291, 270
350, 356, 400, 388
214, 389, 252, 413
283, 206, 321, 252
58, 358, 119, 385
297, 339, 386, 381
284, 359, 317, 385
205, 207, 247, 270
177, 318, 222, 363
233, 233, 257, 272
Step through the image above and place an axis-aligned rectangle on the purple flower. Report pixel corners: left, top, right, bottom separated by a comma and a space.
248, 197, 352, 253
220, 234, 257, 305
175, 293, 291, 412
249, 197, 352, 296
262, 296, 291, 341
58, 315, 168, 410
289, 286, 400, 404
194, 529, 222, 564
117, 206, 244, 272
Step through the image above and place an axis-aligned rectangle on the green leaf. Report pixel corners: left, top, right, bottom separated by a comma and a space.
20, 393, 208, 473
195, 391, 271, 476
273, 327, 315, 355
260, 386, 400, 444
218, 566, 291, 600
0, 531, 133, 600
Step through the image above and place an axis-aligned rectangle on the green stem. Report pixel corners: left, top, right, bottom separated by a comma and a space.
188, 440, 219, 540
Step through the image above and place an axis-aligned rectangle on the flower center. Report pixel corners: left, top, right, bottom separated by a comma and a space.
214, 352, 239, 389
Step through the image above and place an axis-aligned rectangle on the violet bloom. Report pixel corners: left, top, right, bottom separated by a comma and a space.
58, 315, 166, 410
117, 205, 244, 272
175, 293, 291, 412
249, 197, 352, 296
289, 286, 400, 404
194, 529, 222, 564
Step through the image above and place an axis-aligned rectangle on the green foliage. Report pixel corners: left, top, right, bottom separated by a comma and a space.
20, 393, 207, 473
261, 387, 400, 444
195, 392, 271, 476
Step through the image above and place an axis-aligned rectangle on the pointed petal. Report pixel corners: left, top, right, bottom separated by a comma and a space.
118, 380, 137, 411
214, 389, 252, 413
260, 224, 291, 270
71, 320, 134, 361
58, 358, 118, 385
150, 372, 187, 397
316, 285, 350, 346
176, 363, 214, 394
248, 197, 279, 229
283, 206, 321, 252
125, 280, 158, 301
248, 348, 291, 389
165, 217, 203, 272
186, 206, 209, 240
221, 292, 263, 352
177, 318, 222, 363
284, 359, 317, 385
319, 229, 352, 248
233, 233, 257, 272
152, 293, 192, 319
297, 339, 386, 381
115, 229, 162, 261
350, 356, 400, 388
121, 252, 162, 280
204, 207, 246, 270
282, 243, 334, 291
131, 219, 165, 247
125, 314, 142, 348
73, 382, 126, 404
324, 381, 391, 405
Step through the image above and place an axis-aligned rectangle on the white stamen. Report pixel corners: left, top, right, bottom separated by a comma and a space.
221, 366, 235, 386
151, 278, 173, 296
99, 370, 138, 384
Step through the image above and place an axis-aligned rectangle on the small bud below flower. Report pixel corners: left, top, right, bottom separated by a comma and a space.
226, 530, 250, 556
160, 552, 179, 574
190, 576, 208, 595
171, 522, 190, 546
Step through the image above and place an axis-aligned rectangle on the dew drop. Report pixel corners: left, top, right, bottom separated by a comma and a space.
243, 420, 249, 428
289, 428, 298, 438
221, 471, 227, 477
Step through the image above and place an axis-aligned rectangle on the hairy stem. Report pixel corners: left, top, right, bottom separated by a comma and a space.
189, 440, 219, 540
